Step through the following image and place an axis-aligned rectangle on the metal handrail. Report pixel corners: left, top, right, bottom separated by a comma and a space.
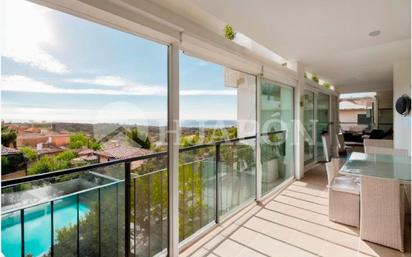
1, 131, 283, 187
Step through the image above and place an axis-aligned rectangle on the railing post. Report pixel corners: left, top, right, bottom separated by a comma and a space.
77, 194, 80, 257
21, 209, 24, 257
98, 188, 101, 257
125, 162, 131, 257
215, 143, 221, 223
51, 201, 54, 257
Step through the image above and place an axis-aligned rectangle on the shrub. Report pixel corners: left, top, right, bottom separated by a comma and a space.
126, 128, 151, 149
224, 24, 236, 40
1, 126, 17, 147
55, 150, 78, 161
20, 146, 37, 161
27, 150, 78, 175
312, 74, 319, 83
69, 132, 89, 149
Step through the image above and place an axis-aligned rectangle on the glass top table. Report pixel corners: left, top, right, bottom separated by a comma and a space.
340, 152, 411, 181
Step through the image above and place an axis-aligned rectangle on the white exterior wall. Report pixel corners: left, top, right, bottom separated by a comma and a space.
234, 71, 257, 138
393, 60, 411, 153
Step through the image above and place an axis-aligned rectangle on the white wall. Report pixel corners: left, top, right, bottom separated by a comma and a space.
233, 70, 256, 137
393, 60, 411, 153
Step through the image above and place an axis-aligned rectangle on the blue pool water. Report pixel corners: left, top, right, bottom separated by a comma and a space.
2, 200, 90, 257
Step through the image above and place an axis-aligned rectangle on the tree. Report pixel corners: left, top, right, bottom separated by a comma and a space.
27, 150, 78, 175
27, 156, 55, 175
1, 126, 17, 148
88, 138, 102, 151
126, 128, 151, 149
55, 150, 78, 162
69, 132, 89, 149
69, 132, 101, 150
20, 146, 37, 161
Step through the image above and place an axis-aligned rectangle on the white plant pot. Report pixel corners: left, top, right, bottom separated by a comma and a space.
262, 159, 278, 183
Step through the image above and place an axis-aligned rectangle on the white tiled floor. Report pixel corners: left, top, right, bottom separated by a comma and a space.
181, 165, 411, 257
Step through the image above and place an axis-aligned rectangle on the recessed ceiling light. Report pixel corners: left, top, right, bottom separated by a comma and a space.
369, 30, 381, 37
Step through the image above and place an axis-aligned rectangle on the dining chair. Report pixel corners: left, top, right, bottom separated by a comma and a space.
326, 158, 360, 227
364, 146, 409, 156
337, 133, 352, 155
405, 184, 411, 223
364, 139, 393, 153
360, 176, 405, 252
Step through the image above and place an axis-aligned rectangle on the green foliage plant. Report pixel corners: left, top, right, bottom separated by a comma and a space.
126, 127, 151, 149
312, 74, 319, 83
224, 24, 236, 40
323, 82, 331, 89
20, 146, 37, 161
69, 132, 89, 149
1, 126, 17, 147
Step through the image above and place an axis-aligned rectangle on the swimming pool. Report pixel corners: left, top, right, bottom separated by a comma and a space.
2, 197, 90, 257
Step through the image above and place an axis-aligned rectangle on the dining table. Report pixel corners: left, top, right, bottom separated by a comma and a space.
339, 151, 411, 182
339, 151, 411, 251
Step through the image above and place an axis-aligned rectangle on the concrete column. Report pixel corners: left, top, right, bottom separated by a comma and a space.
294, 63, 305, 179
393, 60, 411, 154
168, 42, 179, 257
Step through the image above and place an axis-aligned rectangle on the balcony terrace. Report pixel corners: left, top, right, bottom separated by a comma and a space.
181, 166, 411, 257
1, 0, 411, 257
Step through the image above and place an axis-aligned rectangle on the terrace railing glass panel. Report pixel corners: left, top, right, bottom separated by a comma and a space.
218, 139, 256, 217
179, 146, 216, 242
1, 163, 126, 257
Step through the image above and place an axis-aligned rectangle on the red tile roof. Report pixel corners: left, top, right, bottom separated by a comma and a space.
96, 145, 151, 159
1, 146, 21, 155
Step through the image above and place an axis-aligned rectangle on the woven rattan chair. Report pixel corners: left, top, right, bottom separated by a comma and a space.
326, 158, 360, 227
360, 176, 405, 252
364, 146, 409, 156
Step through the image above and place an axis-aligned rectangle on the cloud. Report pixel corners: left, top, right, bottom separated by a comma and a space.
1, 0, 69, 74
1, 75, 166, 95
2, 75, 238, 97
67, 76, 127, 87
0, 106, 162, 123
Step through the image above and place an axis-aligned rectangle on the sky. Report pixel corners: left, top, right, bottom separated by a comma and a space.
1, 0, 237, 125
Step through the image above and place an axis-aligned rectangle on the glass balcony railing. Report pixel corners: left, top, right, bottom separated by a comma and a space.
1, 134, 289, 257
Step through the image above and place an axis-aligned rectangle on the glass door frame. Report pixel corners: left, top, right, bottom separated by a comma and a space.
303, 86, 333, 167
257, 76, 295, 199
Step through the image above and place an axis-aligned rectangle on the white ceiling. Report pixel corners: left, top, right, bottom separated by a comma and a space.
151, 0, 411, 92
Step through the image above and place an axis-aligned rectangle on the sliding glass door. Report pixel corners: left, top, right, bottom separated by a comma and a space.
179, 53, 257, 240
303, 90, 315, 164
303, 90, 331, 164
316, 93, 330, 161
260, 79, 294, 195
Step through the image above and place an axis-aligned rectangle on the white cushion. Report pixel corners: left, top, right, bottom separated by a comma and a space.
330, 177, 360, 195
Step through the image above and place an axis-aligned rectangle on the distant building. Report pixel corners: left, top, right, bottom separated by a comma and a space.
16, 131, 70, 148
36, 146, 65, 157
1, 146, 26, 176
95, 143, 151, 170
1, 146, 21, 156
339, 100, 370, 132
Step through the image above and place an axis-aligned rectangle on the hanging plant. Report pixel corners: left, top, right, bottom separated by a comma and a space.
312, 74, 319, 83
323, 82, 331, 89
224, 24, 236, 40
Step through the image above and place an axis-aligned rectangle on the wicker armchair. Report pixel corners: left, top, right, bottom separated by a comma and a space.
326, 158, 360, 227
360, 176, 405, 252
364, 146, 409, 156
